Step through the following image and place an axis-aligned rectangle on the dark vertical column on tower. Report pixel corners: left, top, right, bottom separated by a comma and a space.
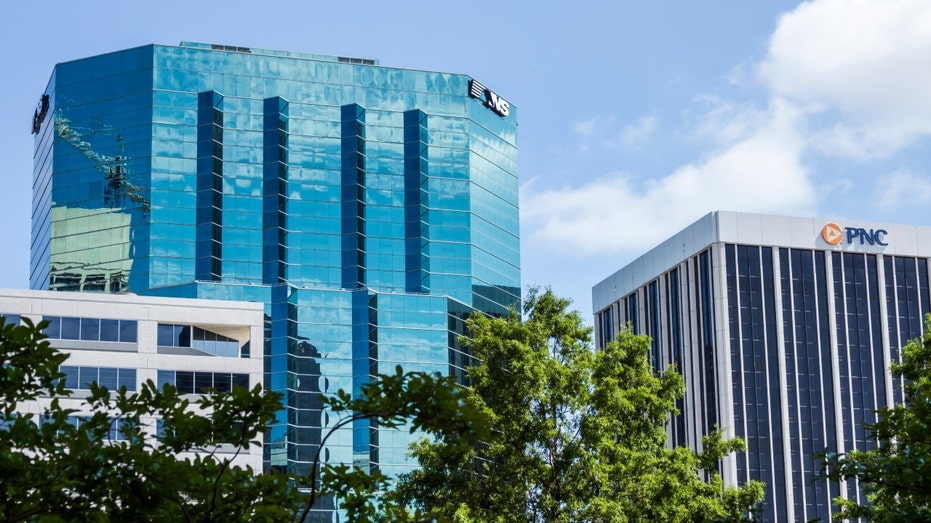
280, 295, 324, 478
403, 110, 428, 293
668, 267, 687, 448
697, 250, 718, 435
883, 256, 931, 406
196, 91, 224, 281
263, 97, 289, 285
832, 252, 884, 503
778, 247, 838, 523
726, 244, 786, 522
366, 292, 380, 471
341, 104, 366, 289
646, 281, 661, 375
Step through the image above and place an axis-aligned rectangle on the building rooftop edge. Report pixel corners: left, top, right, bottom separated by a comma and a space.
592, 210, 931, 314
178, 41, 379, 66
0, 288, 264, 313
50, 42, 496, 89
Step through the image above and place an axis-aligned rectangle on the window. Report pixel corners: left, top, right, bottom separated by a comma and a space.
0, 314, 21, 326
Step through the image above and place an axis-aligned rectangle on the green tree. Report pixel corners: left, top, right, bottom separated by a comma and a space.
391, 288, 764, 522
0, 317, 490, 522
0, 317, 296, 522
822, 315, 931, 522
299, 367, 491, 523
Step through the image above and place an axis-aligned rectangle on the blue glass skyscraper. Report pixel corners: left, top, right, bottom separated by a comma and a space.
30, 42, 520, 500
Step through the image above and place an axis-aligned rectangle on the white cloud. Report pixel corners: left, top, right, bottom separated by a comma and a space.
571, 116, 612, 153
522, 101, 815, 254
526, 0, 931, 258
572, 117, 606, 139
609, 115, 658, 148
691, 96, 768, 145
571, 114, 657, 151
877, 169, 931, 207
757, 0, 931, 157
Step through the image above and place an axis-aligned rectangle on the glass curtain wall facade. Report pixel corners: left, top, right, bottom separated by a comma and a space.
31, 42, 520, 513
593, 212, 931, 522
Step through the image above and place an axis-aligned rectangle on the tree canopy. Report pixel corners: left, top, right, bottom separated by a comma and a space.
822, 315, 931, 522
1, 290, 769, 522
0, 317, 296, 522
0, 317, 487, 523
390, 288, 764, 522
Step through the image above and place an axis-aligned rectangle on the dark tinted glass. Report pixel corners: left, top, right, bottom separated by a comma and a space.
175, 371, 194, 393
43, 316, 61, 338
214, 373, 232, 391
157, 324, 175, 346
59, 365, 78, 388
120, 320, 137, 343
100, 319, 120, 342
118, 368, 136, 391
61, 317, 80, 340
79, 366, 97, 388
98, 367, 118, 389
232, 373, 249, 389
157, 370, 174, 388
195, 372, 213, 393
80, 318, 99, 341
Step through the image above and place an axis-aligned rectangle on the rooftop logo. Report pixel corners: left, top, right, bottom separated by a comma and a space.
821, 223, 843, 245
31, 94, 49, 135
468, 79, 510, 118
822, 222, 889, 247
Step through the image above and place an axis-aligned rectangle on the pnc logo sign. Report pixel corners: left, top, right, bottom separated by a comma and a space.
821, 223, 843, 245
821, 223, 889, 247
468, 79, 510, 117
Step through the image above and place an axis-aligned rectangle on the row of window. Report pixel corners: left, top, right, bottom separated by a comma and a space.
43, 316, 138, 343
19, 413, 234, 445
59, 366, 251, 395
59, 415, 129, 441
12, 314, 245, 358
60, 366, 137, 391
157, 370, 250, 394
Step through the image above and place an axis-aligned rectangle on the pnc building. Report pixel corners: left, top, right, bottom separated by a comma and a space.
593, 211, 931, 522
30, 42, 520, 509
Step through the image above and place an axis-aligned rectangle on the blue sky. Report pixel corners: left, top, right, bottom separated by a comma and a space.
2, 0, 930, 321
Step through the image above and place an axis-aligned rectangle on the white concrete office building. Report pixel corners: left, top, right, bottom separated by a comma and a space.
0, 289, 265, 470
593, 211, 931, 522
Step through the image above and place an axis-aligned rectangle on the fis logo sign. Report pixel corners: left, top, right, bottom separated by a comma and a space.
822, 223, 889, 247
469, 79, 510, 117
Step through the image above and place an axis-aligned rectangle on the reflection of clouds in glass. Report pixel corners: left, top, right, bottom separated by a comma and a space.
49, 206, 132, 292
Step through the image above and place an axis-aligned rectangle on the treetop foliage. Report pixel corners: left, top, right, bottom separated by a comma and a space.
391, 287, 764, 522
822, 314, 931, 522
0, 317, 488, 523
0, 317, 296, 523
0, 289, 770, 522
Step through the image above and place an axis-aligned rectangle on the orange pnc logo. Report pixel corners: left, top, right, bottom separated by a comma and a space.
822, 223, 843, 245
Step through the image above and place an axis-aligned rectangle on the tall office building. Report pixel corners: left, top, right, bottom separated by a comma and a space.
593, 211, 931, 522
30, 42, 520, 502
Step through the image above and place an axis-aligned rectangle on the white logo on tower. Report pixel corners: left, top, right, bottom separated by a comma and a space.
468, 79, 510, 117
